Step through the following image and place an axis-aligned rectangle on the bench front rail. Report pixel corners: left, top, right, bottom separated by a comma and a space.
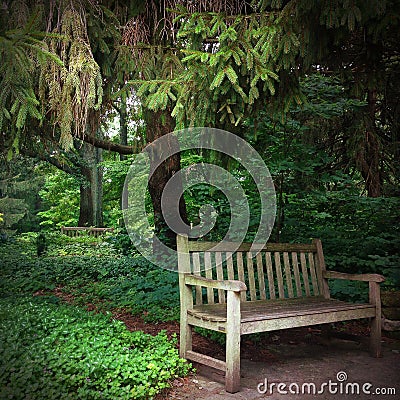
177, 235, 384, 393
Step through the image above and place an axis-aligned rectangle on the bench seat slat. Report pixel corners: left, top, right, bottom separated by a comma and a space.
187, 297, 375, 323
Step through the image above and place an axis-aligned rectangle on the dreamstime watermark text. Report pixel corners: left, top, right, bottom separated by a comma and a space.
257, 371, 396, 396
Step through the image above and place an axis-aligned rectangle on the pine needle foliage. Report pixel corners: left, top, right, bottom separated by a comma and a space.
120, 0, 397, 133
1, 0, 118, 154
0, 7, 62, 159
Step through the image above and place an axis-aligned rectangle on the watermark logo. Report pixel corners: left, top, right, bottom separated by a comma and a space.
257, 371, 397, 396
122, 127, 276, 271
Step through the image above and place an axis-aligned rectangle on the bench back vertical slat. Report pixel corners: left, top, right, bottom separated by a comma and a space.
192, 252, 203, 305
237, 252, 246, 302
300, 252, 311, 296
216, 252, 226, 303
227, 252, 235, 280
247, 252, 257, 301
256, 253, 267, 300
274, 252, 285, 298
314, 252, 324, 296
205, 252, 214, 304
291, 252, 302, 297
308, 252, 320, 295
283, 252, 294, 298
265, 252, 276, 299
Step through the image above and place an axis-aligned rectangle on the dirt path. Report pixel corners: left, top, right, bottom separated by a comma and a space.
41, 290, 400, 399
163, 335, 400, 400
107, 307, 400, 400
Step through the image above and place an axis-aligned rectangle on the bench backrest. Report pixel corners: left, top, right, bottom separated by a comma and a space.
177, 235, 330, 304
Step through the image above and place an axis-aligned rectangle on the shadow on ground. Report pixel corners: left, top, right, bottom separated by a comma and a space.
162, 330, 400, 400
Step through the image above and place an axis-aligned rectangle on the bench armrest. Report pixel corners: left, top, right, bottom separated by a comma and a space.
323, 271, 385, 283
184, 274, 247, 292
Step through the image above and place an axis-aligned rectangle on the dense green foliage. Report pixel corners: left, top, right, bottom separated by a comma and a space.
0, 6, 399, 391
37, 169, 80, 228
0, 234, 180, 321
0, 297, 189, 399
281, 194, 400, 300
0, 157, 45, 233
0, 237, 189, 399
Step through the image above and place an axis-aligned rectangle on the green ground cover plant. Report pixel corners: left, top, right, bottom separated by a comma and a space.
0, 297, 190, 399
0, 236, 189, 399
0, 235, 180, 321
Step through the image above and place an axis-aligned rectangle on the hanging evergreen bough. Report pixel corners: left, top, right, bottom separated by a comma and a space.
43, 3, 103, 150
0, 9, 63, 160
120, 2, 306, 131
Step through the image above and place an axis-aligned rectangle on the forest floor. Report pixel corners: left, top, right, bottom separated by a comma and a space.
46, 289, 400, 400
113, 309, 400, 400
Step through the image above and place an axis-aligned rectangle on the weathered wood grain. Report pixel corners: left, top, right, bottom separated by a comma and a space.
177, 234, 385, 394
247, 252, 257, 301
185, 274, 247, 292
256, 252, 266, 300
323, 271, 385, 283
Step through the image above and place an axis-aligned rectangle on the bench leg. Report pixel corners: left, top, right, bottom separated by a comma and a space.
180, 320, 192, 359
225, 291, 241, 393
369, 282, 382, 357
370, 316, 381, 357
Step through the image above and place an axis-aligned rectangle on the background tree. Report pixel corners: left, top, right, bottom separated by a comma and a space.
1, 0, 399, 236
0, 157, 45, 233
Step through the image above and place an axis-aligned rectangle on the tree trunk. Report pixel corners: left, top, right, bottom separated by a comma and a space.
119, 97, 128, 227
120, 97, 128, 162
358, 89, 382, 197
143, 108, 188, 246
78, 141, 104, 227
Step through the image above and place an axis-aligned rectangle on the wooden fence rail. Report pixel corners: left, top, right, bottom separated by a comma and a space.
61, 226, 114, 237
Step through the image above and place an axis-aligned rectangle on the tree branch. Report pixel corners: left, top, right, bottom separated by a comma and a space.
20, 145, 77, 176
77, 133, 139, 155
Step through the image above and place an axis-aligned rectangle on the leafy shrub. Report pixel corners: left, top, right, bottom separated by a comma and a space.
0, 296, 191, 399
37, 169, 80, 228
105, 230, 136, 256
0, 237, 180, 321
280, 193, 400, 297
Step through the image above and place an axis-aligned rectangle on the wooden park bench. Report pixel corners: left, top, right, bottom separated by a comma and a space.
177, 235, 385, 393
61, 226, 114, 237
